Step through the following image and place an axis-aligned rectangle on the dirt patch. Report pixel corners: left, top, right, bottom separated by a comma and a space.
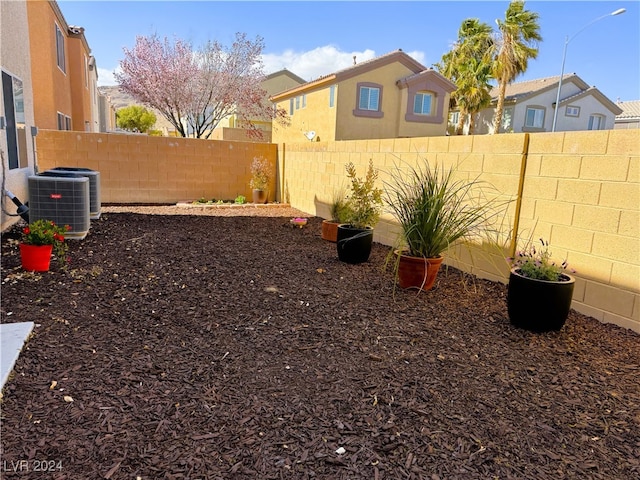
1, 212, 639, 479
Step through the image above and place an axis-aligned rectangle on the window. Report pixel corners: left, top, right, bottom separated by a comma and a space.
57, 113, 71, 131
449, 111, 459, 126
301, 94, 306, 108
353, 83, 383, 118
524, 107, 545, 128
413, 92, 433, 115
329, 85, 335, 108
588, 114, 605, 130
358, 86, 380, 111
55, 23, 66, 73
502, 107, 514, 132
2, 71, 26, 169
289, 99, 294, 115
566, 105, 580, 117
84, 54, 89, 88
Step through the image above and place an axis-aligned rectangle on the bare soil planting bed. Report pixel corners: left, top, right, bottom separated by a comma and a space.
1, 209, 639, 479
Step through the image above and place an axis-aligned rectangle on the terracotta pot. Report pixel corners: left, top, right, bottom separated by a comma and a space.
395, 250, 443, 291
321, 220, 340, 242
19, 243, 53, 272
336, 225, 373, 264
507, 268, 575, 332
252, 189, 267, 204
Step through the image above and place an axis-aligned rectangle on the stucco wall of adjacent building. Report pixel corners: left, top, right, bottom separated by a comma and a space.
279, 129, 640, 333
26, 0, 73, 130
0, 0, 37, 232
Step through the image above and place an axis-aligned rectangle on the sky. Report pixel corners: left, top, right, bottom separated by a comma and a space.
57, 0, 640, 102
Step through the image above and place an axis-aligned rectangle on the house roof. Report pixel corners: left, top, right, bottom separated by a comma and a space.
488, 74, 622, 115
488, 74, 588, 103
615, 100, 640, 120
270, 50, 427, 101
265, 69, 306, 85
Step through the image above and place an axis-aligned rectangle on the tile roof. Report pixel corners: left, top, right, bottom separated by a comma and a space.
615, 100, 640, 119
488, 74, 586, 102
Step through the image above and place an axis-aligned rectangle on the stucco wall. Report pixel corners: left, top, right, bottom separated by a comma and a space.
34, 131, 278, 204
279, 129, 640, 333
0, 0, 37, 232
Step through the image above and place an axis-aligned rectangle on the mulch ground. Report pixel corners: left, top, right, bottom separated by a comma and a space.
1, 213, 639, 480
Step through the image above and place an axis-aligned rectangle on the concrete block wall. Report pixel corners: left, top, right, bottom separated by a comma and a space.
35, 130, 278, 203
280, 129, 640, 333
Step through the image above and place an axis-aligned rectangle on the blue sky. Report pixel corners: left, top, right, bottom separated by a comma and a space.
58, 0, 640, 102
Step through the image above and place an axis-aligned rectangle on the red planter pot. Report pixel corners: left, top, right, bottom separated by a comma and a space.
395, 250, 444, 291
321, 220, 340, 242
19, 243, 53, 272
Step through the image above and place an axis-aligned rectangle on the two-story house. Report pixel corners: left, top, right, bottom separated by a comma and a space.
615, 100, 640, 129
1, 0, 37, 232
211, 69, 306, 142
453, 74, 623, 135
26, 0, 99, 132
270, 50, 456, 144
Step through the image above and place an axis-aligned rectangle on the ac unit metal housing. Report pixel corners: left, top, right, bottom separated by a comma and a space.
42, 167, 101, 219
28, 175, 90, 239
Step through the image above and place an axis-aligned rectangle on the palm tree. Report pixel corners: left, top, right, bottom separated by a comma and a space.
436, 19, 493, 135
490, 0, 542, 134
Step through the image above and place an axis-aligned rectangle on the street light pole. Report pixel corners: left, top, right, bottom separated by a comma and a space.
551, 8, 626, 132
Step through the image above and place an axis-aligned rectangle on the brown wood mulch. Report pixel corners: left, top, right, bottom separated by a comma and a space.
1, 213, 639, 480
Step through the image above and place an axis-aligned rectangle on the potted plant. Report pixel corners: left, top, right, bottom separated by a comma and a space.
384, 159, 506, 291
507, 238, 575, 332
19, 219, 70, 271
337, 160, 383, 264
321, 186, 352, 242
249, 155, 271, 204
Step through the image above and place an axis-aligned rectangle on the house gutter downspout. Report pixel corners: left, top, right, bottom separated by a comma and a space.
509, 133, 530, 258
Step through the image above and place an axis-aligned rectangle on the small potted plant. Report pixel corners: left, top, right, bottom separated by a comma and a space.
20, 219, 70, 271
249, 156, 271, 204
337, 160, 383, 264
321, 186, 352, 242
507, 238, 576, 332
384, 159, 507, 291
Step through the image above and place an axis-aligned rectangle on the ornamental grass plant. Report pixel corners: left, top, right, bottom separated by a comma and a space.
384, 159, 509, 259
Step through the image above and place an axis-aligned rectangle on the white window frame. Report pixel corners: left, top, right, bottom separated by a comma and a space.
413, 92, 433, 115
588, 114, 605, 130
359, 86, 380, 111
449, 111, 459, 126
524, 106, 545, 129
55, 23, 66, 73
329, 85, 335, 108
565, 105, 580, 117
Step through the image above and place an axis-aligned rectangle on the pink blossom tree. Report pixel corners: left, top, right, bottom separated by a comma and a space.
116, 33, 288, 139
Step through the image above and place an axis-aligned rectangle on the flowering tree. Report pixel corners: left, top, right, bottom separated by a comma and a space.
116, 33, 288, 139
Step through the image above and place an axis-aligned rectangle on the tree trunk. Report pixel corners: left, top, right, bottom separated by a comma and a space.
492, 78, 507, 134
456, 108, 467, 135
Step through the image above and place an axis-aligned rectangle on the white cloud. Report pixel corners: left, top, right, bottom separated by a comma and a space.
97, 46, 428, 87
262, 45, 379, 81
97, 66, 118, 86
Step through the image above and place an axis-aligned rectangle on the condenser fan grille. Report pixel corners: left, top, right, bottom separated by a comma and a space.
28, 176, 90, 239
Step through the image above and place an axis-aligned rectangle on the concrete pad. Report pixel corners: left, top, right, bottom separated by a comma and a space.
0, 322, 34, 391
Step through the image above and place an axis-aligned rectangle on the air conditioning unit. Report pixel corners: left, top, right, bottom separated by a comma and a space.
28, 175, 90, 239
42, 167, 101, 219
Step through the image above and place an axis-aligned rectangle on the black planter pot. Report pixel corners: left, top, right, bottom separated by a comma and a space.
507, 268, 575, 332
336, 225, 373, 264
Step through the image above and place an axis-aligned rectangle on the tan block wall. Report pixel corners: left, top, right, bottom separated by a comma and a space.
35, 130, 278, 203
280, 129, 640, 333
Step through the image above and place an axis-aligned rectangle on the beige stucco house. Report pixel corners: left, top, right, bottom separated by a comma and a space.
1, 0, 37, 231
455, 74, 623, 135
211, 69, 306, 142
615, 100, 640, 129
270, 50, 456, 144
